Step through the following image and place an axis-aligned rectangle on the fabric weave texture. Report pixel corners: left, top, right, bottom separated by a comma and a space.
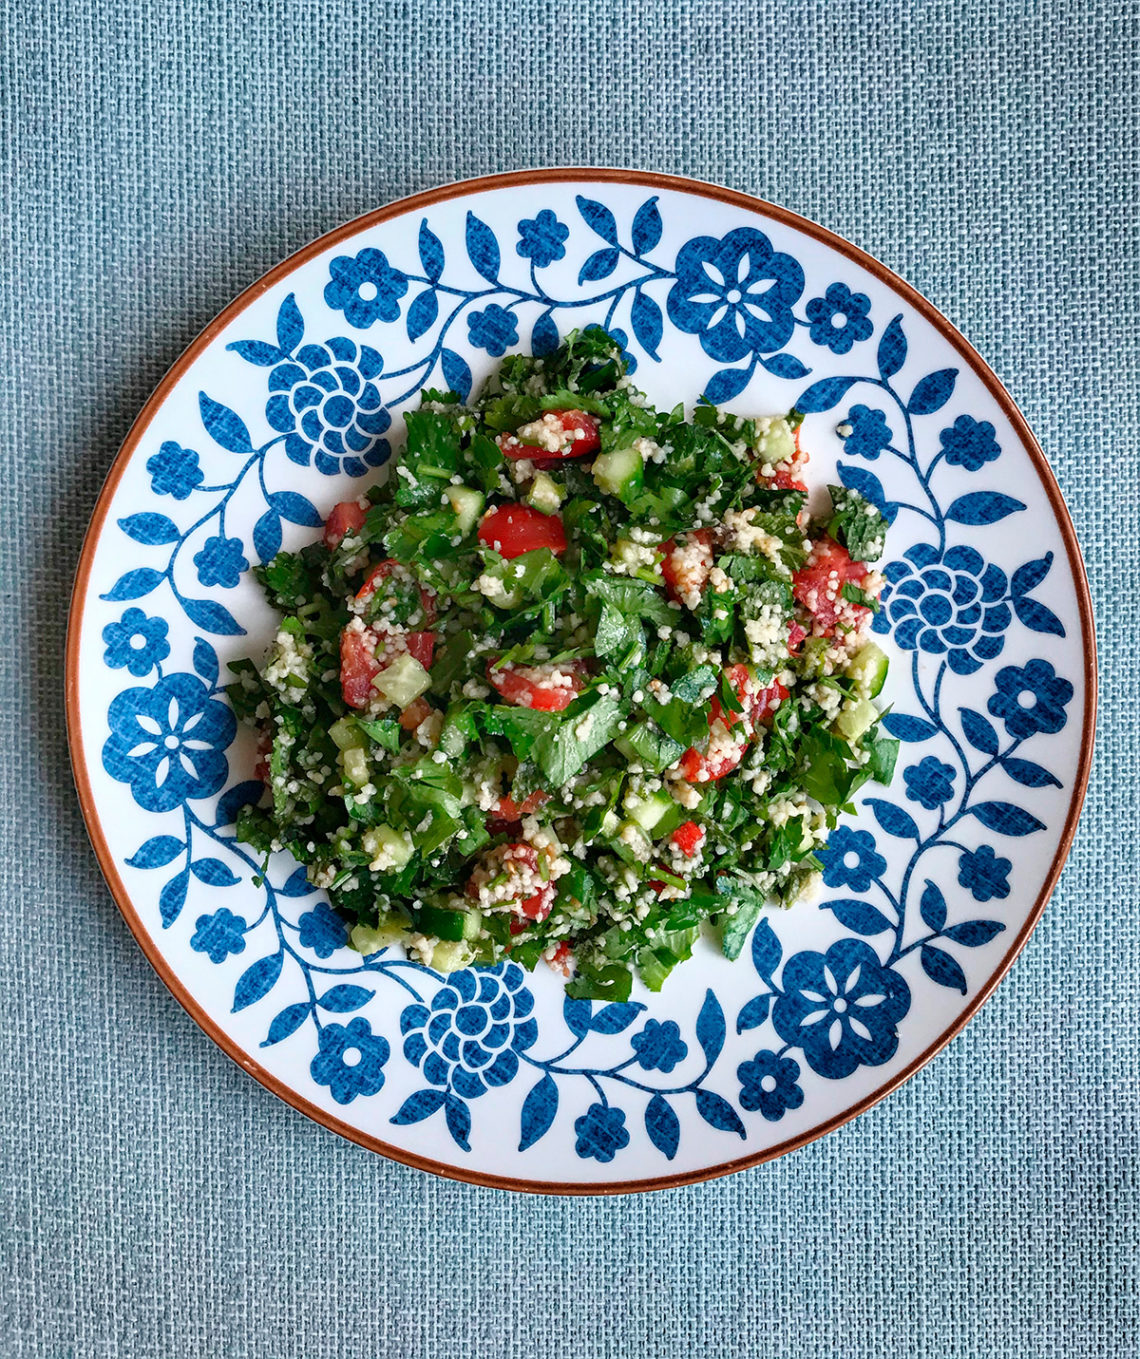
1, 1, 1136, 1356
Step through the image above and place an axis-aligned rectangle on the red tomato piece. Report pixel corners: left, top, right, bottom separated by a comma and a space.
545, 940, 574, 976
766, 469, 809, 492
660, 528, 714, 606
486, 659, 586, 712
792, 536, 874, 636
494, 790, 550, 821
679, 665, 788, 783
400, 630, 436, 669
497, 409, 601, 461
339, 625, 381, 709
678, 741, 744, 784
478, 503, 567, 559
670, 821, 706, 857
323, 499, 367, 547
787, 620, 808, 655
398, 696, 434, 732
356, 559, 438, 625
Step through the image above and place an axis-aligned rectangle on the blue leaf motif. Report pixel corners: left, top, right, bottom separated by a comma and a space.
837, 462, 898, 524
945, 492, 1026, 525
216, 780, 263, 827
198, 393, 252, 454
1011, 553, 1053, 596
629, 290, 663, 359
877, 314, 907, 379
578, 247, 619, 284
943, 920, 1005, 947
694, 1089, 746, 1138
969, 801, 1045, 836
268, 491, 323, 527
253, 511, 282, 564
751, 918, 781, 980
703, 366, 752, 404
920, 943, 967, 994
390, 1088, 447, 1126
261, 1002, 312, 1047
192, 638, 219, 686
418, 219, 445, 282
127, 836, 185, 869
882, 713, 939, 743
464, 212, 500, 282
232, 951, 284, 1011
227, 339, 286, 366
279, 865, 315, 897
907, 368, 957, 415
316, 984, 374, 1013
159, 867, 189, 927
181, 596, 245, 636
631, 196, 663, 254
760, 351, 810, 380
276, 293, 304, 353
589, 1003, 644, 1035
795, 375, 860, 413
531, 311, 559, 356
865, 798, 920, 839
1002, 757, 1062, 789
960, 708, 999, 755
190, 857, 240, 887
736, 994, 772, 1033
562, 996, 592, 1038
518, 1073, 558, 1151
826, 898, 893, 936
444, 1094, 471, 1150
919, 880, 947, 932
1012, 596, 1065, 637
576, 195, 619, 245
645, 1094, 680, 1160
695, 989, 726, 1066
406, 288, 438, 342
440, 348, 472, 403
118, 512, 180, 545
100, 567, 164, 602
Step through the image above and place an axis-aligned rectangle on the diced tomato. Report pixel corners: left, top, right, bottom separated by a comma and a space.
497, 409, 601, 461
792, 536, 874, 636
766, 469, 809, 492
323, 499, 367, 547
401, 630, 436, 669
660, 528, 714, 605
478, 503, 567, 559
339, 625, 382, 708
487, 659, 586, 712
494, 791, 550, 821
398, 696, 434, 732
671, 821, 705, 857
469, 842, 554, 923
545, 940, 574, 976
355, 559, 438, 625
678, 665, 787, 784
646, 879, 667, 894
787, 620, 808, 655
678, 740, 744, 784
518, 884, 555, 921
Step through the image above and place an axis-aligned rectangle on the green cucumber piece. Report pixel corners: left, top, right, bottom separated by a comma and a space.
525, 471, 564, 513
592, 444, 644, 499
445, 485, 484, 534
429, 939, 477, 973
845, 641, 889, 699
834, 696, 879, 742
759, 416, 796, 466
349, 913, 409, 955
415, 903, 482, 942
372, 653, 431, 708
622, 787, 674, 833
329, 717, 366, 752
341, 746, 370, 788
360, 824, 415, 871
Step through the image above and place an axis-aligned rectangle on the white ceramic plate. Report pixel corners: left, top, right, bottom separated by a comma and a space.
68, 171, 1095, 1192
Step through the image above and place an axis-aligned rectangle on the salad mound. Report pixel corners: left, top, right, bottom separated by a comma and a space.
228, 328, 897, 1000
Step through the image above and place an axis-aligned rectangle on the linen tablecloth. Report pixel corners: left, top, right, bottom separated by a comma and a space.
3, 2, 1136, 1355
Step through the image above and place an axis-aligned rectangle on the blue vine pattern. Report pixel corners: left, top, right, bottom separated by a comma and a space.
94, 192, 1077, 1165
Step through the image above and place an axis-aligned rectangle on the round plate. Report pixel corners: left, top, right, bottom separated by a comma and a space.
67, 170, 1095, 1193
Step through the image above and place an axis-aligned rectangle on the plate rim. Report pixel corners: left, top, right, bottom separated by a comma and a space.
65, 167, 1098, 1195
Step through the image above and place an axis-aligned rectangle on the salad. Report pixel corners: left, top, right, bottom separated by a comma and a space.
228, 328, 897, 1000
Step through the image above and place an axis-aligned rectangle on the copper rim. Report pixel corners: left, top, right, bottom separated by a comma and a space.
65, 168, 1098, 1195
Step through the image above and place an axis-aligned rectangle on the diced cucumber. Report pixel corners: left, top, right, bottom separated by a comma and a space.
372, 653, 431, 708
525, 471, 564, 513
445, 485, 484, 534
613, 820, 653, 866
622, 787, 674, 833
428, 939, 477, 973
415, 903, 482, 942
601, 809, 621, 837
349, 913, 409, 955
360, 824, 415, 871
845, 641, 889, 699
342, 745, 370, 788
329, 716, 365, 751
592, 444, 644, 499
759, 416, 795, 466
834, 696, 879, 742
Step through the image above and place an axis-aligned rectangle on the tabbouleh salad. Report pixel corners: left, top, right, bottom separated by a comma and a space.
228, 327, 897, 1001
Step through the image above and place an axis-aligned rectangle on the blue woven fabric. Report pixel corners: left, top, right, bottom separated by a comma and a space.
3, 1, 1136, 1355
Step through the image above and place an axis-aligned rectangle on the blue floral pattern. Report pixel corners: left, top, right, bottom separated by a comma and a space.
89, 189, 1082, 1179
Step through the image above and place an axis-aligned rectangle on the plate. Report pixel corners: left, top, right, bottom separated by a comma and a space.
67, 170, 1095, 1193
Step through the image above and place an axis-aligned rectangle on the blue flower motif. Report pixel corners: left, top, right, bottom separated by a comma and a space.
667, 227, 805, 363
818, 826, 886, 893
957, 845, 1012, 902
841, 404, 893, 460
323, 248, 409, 329
737, 1049, 805, 1121
265, 336, 390, 477
903, 756, 956, 810
146, 441, 203, 500
310, 1017, 389, 1105
987, 659, 1074, 739
467, 304, 518, 357
193, 534, 248, 589
190, 907, 248, 963
399, 962, 537, 1100
297, 901, 348, 958
102, 608, 170, 677
873, 543, 1010, 675
516, 210, 570, 268
939, 414, 1001, 471
773, 938, 911, 1079
574, 1102, 630, 1163
630, 1019, 687, 1073
102, 672, 235, 813
805, 282, 873, 354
